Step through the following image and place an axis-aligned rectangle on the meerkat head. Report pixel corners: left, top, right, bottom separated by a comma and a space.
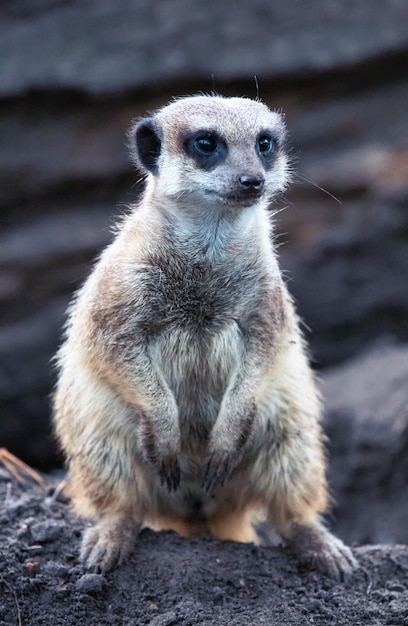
129, 95, 289, 214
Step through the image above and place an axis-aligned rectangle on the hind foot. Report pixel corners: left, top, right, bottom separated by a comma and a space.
80, 514, 140, 572
288, 522, 358, 580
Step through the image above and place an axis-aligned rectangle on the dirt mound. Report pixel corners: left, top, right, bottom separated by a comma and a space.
1, 476, 407, 626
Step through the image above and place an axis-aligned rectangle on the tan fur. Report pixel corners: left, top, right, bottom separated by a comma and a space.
53, 95, 357, 579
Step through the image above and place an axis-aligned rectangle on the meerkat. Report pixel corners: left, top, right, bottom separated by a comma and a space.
53, 94, 357, 579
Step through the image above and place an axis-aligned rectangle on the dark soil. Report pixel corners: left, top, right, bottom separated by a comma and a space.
1, 476, 408, 626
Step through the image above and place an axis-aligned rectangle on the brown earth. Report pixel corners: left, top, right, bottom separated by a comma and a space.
1, 476, 408, 626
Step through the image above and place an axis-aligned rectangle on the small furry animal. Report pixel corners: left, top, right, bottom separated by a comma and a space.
54, 94, 357, 579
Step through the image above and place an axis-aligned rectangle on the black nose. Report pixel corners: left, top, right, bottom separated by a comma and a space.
238, 175, 265, 192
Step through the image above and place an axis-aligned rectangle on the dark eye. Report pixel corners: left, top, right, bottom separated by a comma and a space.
194, 135, 218, 154
258, 135, 274, 154
185, 131, 227, 169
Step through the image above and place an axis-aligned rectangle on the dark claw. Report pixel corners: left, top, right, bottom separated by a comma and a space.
159, 457, 181, 492
202, 452, 230, 494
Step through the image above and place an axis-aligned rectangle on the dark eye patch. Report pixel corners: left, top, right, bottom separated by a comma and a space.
184, 130, 228, 170
256, 131, 281, 170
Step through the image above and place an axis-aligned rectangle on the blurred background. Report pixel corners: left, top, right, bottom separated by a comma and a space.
1, 0, 408, 545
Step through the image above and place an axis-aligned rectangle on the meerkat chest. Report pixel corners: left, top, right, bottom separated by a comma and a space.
139, 252, 259, 333
137, 251, 263, 404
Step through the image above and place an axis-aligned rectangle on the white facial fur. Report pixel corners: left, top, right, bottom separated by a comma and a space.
131, 95, 290, 217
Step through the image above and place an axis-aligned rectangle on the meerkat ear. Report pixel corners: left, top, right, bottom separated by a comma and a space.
129, 117, 162, 175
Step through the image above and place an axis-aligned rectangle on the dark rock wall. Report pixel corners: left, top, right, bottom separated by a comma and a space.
323, 341, 408, 545
2, 0, 407, 97
1, 0, 407, 475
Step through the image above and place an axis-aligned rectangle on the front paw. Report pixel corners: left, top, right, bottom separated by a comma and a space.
202, 401, 256, 494
202, 448, 236, 495
139, 416, 181, 491
158, 454, 181, 492
144, 447, 181, 492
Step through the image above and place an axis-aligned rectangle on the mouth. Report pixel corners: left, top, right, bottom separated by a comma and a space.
204, 190, 264, 208
225, 193, 263, 205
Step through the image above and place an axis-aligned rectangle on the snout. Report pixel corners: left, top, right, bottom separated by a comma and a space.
218, 173, 266, 206
236, 174, 265, 198
208, 170, 267, 207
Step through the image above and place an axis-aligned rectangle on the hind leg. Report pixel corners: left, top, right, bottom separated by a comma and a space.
262, 445, 357, 579
284, 520, 357, 580
254, 340, 358, 579
55, 371, 153, 571
81, 512, 140, 572
67, 454, 146, 572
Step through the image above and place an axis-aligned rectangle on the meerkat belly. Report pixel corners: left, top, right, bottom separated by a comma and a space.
152, 321, 242, 446
144, 320, 244, 521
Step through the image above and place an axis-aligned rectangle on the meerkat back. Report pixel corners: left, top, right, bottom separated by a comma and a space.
53, 94, 357, 579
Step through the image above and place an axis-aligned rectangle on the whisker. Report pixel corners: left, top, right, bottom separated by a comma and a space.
296, 173, 342, 205
274, 239, 288, 249
269, 205, 289, 218
128, 172, 148, 191
299, 317, 312, 333
254, 75, 260, 101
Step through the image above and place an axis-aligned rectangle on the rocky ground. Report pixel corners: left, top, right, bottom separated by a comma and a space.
1, 475, 408, 626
